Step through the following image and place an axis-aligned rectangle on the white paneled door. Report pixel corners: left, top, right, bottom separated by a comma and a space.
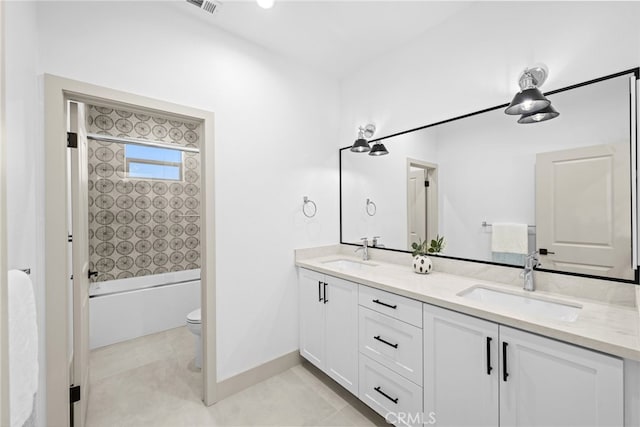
536, 143, 633, 279
407, 168, 426, 250
70, 102, 90, 427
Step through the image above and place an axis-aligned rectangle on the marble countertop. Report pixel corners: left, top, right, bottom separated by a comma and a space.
295, 252, 640, 361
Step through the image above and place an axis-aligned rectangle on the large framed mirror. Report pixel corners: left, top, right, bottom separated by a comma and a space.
340, 69, 639, 282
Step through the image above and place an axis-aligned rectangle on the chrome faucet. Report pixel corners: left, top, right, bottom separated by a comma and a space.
355, 237, 369, 261
521, 252, 538, 292
372, 236, 385, 248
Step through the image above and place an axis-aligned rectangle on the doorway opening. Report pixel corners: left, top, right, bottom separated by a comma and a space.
407, 159, 438, 251
44, 75, 216, 427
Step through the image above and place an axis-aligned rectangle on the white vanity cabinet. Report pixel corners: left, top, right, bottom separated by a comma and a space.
424, 305, 624, 427
298, 268, 359, 395
358, 285, 424, 426
299, 265, 626, 427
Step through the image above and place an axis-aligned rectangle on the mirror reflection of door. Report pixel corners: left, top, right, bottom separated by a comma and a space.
536, 143, 634, 280
407, 160, 438, 251
69, 101, 90, 427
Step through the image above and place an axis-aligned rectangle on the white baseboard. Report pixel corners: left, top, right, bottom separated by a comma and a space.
216, 351, 302, 401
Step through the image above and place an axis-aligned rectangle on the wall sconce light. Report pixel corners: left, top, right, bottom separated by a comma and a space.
517, 104, 560, 124
350, 124, 376, 153
369, 142, 389, 156
350, 124, 389, 155
505, 64, 559, 123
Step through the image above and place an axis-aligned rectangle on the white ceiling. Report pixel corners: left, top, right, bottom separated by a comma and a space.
178, 0, 474, 78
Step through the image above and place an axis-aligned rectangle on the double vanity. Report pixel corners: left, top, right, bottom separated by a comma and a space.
295, 247, 640, 427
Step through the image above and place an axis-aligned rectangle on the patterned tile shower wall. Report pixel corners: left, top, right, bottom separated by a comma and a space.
87, 105, 201, 282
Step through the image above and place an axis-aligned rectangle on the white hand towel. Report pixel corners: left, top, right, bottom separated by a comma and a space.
8, 270, 39, 427
491, 223, 528, 254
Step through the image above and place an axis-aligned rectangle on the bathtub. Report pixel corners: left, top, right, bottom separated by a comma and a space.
89, 269, 201, 349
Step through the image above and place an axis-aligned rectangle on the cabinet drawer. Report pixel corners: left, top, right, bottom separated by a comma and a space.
359, 285, 422, 327
359, 355, 423, 427
359, 307, 422, 385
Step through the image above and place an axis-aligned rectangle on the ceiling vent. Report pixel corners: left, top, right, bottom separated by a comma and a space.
186, 0, 221, 14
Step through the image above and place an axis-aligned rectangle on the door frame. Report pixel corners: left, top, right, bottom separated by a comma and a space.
0, 1, 9, 424
406, 158, 438, 249
44, 74, 217, 426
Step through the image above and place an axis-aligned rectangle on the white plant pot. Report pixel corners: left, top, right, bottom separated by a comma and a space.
413, 255, 433, 274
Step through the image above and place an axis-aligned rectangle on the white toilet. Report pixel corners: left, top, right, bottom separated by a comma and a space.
186, 308, 202, 369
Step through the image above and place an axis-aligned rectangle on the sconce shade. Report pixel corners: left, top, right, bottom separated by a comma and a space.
369, 143, 389, 156
517, 104, 560, 124
350, 138, 371, 152
504, 87, 551, 115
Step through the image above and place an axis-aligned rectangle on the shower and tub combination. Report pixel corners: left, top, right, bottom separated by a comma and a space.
86, 104, 203, 362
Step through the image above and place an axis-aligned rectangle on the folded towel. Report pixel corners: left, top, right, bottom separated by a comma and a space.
491, 252, 526, 266
491, 223, 528, 254
9, 270, 39, 427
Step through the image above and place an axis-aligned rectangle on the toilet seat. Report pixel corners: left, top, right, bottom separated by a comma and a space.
187, 308, 201, 324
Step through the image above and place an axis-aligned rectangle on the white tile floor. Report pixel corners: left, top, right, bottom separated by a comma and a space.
87, 327, 386, 427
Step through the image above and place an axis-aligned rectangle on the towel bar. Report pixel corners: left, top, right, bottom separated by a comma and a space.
482, 221, 535, 228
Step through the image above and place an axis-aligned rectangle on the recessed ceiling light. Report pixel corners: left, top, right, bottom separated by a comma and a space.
256, 0, 274, 9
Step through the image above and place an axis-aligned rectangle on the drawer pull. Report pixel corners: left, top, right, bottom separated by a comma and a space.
486, 337, 493, 375
323, 282, 328, 303
374, 335, 398, 349
318, 281, 322, 302
502, 341, 509, 382
372, 299, 397, 309
374, 386, 399, 404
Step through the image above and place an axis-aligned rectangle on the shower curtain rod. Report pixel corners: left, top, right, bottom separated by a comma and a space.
87, 133, 200, 153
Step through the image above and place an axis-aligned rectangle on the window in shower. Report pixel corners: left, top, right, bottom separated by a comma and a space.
125, 144, 183, 181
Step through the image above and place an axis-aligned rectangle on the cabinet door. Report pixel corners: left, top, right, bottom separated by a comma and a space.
324, 276, 359, 395
423, 304, 499, 427
500, 326, 623, 427
299, 268, 325, 370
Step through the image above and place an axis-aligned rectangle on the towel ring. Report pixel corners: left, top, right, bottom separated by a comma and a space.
303, 196, 317, 218
366, 198, 377, 216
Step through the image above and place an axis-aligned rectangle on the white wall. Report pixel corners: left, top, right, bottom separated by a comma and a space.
339, 2, 640, 143
5, 3, 340, 414
4, 1, 46, 424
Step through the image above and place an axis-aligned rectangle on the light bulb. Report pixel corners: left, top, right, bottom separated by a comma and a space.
257, 0, 274, 9
521, 100, 534, 112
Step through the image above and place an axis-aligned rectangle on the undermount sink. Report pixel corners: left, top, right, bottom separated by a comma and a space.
458, 286, 582, 322
322, 259, 378, 270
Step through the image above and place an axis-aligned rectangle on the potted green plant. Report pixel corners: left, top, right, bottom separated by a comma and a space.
428, 235, 445, 254
411, 238, 433, 274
